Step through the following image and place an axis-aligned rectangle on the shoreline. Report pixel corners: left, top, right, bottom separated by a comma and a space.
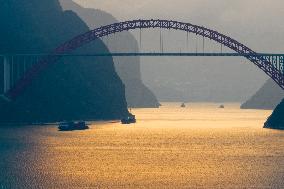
0, 119, 121, 127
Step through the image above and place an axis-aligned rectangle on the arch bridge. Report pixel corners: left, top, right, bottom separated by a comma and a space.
1, 19, 284, 101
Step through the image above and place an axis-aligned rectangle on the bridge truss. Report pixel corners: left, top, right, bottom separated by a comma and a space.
1, 19, 284, 101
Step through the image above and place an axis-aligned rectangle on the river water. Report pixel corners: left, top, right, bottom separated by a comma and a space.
0, 103, 284, 188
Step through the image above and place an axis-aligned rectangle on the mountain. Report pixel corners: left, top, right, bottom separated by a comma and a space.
264, 98, 284, 130
141, 55, 268, 103
0, 0, 129, 123
59, 0, 160, 108
241, 79, 284, 110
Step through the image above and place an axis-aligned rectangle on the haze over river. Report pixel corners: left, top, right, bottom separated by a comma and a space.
1, 103, 284, 188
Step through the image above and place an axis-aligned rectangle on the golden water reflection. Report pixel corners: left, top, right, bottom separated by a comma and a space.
1, 103, 284, 188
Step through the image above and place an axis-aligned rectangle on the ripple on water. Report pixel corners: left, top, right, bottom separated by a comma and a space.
0, 103, 284, 188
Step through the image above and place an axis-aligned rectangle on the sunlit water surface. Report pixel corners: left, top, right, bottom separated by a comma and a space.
1, 103, 284, 188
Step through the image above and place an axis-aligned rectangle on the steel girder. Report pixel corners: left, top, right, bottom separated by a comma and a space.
5, 19, 284, 100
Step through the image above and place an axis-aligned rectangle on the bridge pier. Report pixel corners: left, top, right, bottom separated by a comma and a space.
0, 56, 12, 102
1, 54, 42, 101
3, 56, 11, 94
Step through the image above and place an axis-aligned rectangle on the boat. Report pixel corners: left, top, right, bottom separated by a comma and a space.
121, 115, 136, 124
181, 103, 186, 108
58, 121, 89, 131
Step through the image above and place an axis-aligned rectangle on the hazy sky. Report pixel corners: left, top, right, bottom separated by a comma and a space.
74, 0, 284, 52
73, 0, 284, 52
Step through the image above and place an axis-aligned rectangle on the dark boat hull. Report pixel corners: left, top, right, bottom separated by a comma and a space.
58, 122, 89, 131
121, 116, 136, 124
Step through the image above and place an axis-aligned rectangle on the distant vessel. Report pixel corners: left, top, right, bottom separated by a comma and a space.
121, 115, 136, 124
219, 105, 225, 109
58, 121, 89, 131
181, 103, 186, 108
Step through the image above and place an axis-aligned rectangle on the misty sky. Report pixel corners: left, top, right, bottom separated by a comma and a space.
74, 0, 284, 52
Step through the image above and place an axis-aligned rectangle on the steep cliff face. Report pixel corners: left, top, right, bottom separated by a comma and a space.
264, 99, 284, 130
241, 79, 284, 110
59, 0, 160, 108
0, 0, 129, 122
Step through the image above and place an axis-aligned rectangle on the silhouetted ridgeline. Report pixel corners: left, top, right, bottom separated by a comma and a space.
264, 99, 284, 130
60, 0, 160, 108
241, 79, 284, 110
0, 0, 129, 123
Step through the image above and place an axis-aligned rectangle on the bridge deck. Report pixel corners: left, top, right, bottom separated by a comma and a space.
0, 53, 284, 57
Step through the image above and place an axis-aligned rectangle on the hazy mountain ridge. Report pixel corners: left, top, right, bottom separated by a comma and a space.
0, 0, 129, 122
60, 0, 160, 108
241, 79, 284, 110
141, 57, 266, 103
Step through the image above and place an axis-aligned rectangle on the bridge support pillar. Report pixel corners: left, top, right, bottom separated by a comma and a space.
3, 56, 11, 93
